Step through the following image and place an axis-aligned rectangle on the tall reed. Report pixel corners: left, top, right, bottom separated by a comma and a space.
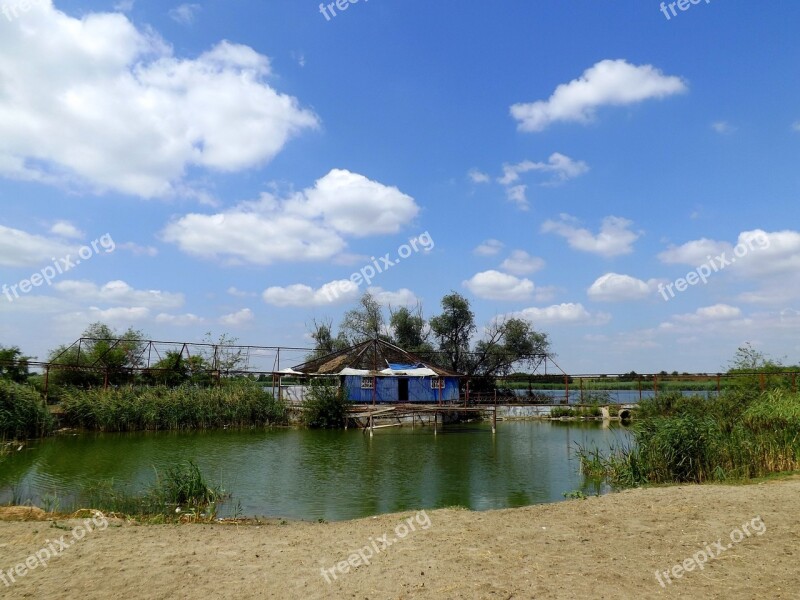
61, 382, 288, 432
578, 389, 800, 486
0, 379, 53, 439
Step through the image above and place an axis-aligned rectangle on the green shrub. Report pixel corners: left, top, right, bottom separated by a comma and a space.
0, 379, 53, 438
301, 379, 351, 429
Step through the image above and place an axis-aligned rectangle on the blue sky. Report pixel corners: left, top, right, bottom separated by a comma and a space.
1, 0, 799, 373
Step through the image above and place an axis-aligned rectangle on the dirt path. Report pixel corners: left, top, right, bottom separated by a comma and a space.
0, 478, 798, 599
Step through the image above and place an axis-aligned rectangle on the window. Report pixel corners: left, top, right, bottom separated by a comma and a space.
430, 377, 443, 390
361, 377, 375, 390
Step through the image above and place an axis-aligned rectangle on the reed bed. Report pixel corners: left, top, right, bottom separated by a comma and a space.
0, 379, 53, 439
60, 382, 288, 432
578, 389, 800, 486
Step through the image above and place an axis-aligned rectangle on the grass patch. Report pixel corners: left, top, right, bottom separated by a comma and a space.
82, 461, 225, 521
577, 389, 800, 486
0, 379, 53, 439
60, 382, 288, 432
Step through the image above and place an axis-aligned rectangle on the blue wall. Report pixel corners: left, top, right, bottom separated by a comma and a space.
343, 375, 460, 403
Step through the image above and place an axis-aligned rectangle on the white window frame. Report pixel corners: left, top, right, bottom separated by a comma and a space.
430, 377, 443, 390
361, 376, 375, 390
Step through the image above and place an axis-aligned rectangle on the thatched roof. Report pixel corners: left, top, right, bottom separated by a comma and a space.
291, 339, 461, 377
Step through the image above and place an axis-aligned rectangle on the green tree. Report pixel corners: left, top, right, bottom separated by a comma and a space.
145, 351, 211, 387
472, 317, 550, 377
0, 346, 30, 383
339, 292, 388, 344
301, 379, 351, 428
48, 322, 146, 387
307, 319, 349, 360
429, 292, 475, 373
389, 305, 433, 356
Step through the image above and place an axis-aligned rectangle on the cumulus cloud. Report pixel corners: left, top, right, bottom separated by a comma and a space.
53, 279, 184, 309
507, 303, 610, 326
0, 224, 78, 267
219, 308, 254, 326
262, 279, 359, 307
367, 287, 418, 307
468, 169, 490, 184
168, 3, 201, 25
510, 59, 687, 132
463, 270, 535, 301
0, 5, 318, 197
163, 169, 419, 265
155, 312, 204, 326
499, 250, 545, 276
542, 214, 641, 257
673, 304, 743, 323
711, 121, 736, 134
49, 221, 84, 240
473, 239, 505, 257
587, 273, 659, 302
498, 153, 589, 186
505, 185, 529, 210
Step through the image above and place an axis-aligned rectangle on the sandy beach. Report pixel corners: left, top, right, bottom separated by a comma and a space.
0, 477, 797, 599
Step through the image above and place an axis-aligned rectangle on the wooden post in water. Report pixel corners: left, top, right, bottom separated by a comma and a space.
579, 378, 584, 404
564, 375, 569, 405
434, 411, 437, 436
492, 404, 497, 435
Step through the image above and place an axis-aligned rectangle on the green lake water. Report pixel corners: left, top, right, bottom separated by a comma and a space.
0, 421, 629, 521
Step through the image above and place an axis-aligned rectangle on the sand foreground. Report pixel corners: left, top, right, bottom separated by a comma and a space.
0, 478, 798, 599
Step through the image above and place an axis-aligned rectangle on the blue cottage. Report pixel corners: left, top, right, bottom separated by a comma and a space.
290, 339, 462, 404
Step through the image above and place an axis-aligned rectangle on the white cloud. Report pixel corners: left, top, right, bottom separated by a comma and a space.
0, 6, 318, 197
587, 273, 658, 302
498, 153, 589, 186
114, 0, 135, 11
168, 3, 200, 25
473, 239, 505, 257
792, 121, 800, 132
49, 221, 84, 239
262, 279, 359, 307
463, 270, 535, 301
118, 242, 158, 257
163, 169, 419, 265
506, 185, 529, 210
227, 287, 255, 298
711, 121, 736, 134
0, 224, 78, 267
542, 214, 641, 258
658, 238, 729, 265
499, 250, 545, 276
507, 303, 610, 326
155, 312, 204, 326
674, 304, 743, 323
53, 280, 184, 309
510, 59, 687, 132
367, 287, 418, 307
78, 306, 151, 323
468, 169, 490, 184
219, 308, 254, 327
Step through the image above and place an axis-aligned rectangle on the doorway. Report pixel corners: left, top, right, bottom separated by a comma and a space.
397, 378, 409, 402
